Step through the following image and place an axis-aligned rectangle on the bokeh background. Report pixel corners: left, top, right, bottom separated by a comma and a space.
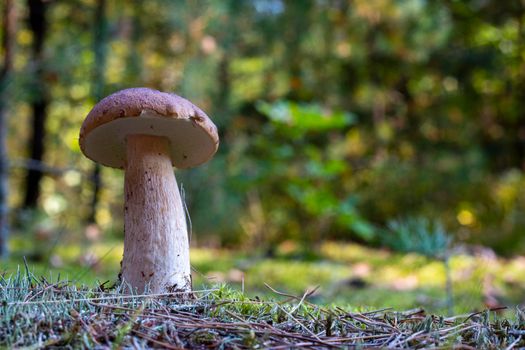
1, 0, 525, 314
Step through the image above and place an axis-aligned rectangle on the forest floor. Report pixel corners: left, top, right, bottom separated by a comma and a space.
2, 236, 525, 348
3, 236, 525, 316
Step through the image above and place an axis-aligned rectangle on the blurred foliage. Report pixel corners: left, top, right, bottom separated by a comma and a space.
1, 0, 525, 255
384, 217, 452, 260
235, 100, 374, 250
383, 217, 455, 313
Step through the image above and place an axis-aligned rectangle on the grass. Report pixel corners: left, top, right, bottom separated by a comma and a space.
1, 269, 525, 349
3, 236, 525, 316
2, 236, 525, 348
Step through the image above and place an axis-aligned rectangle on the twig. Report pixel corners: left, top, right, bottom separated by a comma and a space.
132, 329, 184, 350
463, 306, 508, 322
275, 304, 334, 346
264, 282, 299, 301
289, 286, 318, 314
505, 336, 522, 350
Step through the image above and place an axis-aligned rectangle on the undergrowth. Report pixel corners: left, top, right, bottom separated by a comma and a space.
1, 269, 525, 349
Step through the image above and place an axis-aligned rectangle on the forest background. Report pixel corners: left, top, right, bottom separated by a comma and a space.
1, 0, 525, 313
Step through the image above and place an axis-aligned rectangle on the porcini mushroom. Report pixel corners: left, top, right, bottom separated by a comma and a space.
79, 88, 219, 294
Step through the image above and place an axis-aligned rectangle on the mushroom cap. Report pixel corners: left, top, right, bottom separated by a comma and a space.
79, 88, 219, 169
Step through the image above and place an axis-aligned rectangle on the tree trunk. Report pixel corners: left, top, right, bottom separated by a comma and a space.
125, 0, 143, 86
0, 0, 16, 257
23, 0, 48, 209
87, 0, 108, 224
514, 8, 525, 170
282, 0, 312, 101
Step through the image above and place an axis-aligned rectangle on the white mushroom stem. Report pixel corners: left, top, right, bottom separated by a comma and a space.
121, 134, 191, 294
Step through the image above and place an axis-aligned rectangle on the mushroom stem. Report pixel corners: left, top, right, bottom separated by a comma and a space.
121, 134, 191, 294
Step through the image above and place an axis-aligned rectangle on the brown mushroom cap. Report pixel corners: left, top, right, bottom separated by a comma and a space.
79, 88, 219, 169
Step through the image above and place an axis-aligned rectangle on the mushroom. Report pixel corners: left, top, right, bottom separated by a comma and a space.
79, 88, 219, 294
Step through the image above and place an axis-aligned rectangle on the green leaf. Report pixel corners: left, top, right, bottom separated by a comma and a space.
257, 100, 356, 133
